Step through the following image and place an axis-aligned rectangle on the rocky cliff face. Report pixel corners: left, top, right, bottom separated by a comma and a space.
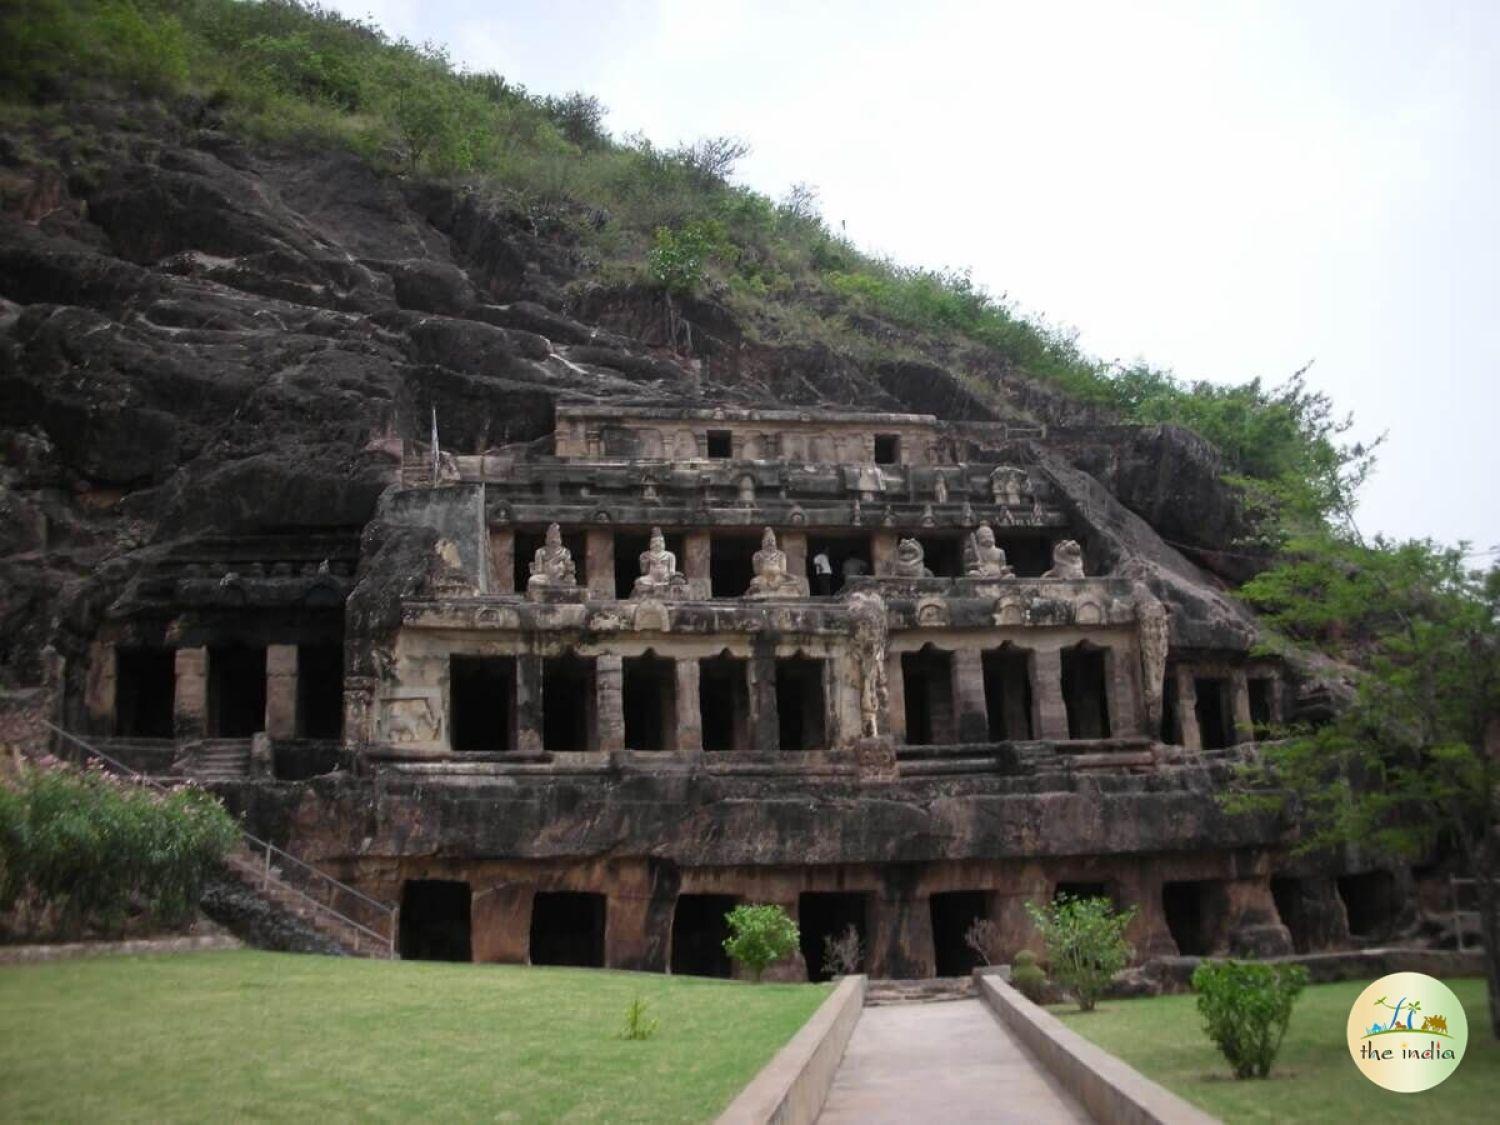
0, 98, 1252, 687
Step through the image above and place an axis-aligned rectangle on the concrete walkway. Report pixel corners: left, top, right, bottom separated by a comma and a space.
818, 998, 1091, 1124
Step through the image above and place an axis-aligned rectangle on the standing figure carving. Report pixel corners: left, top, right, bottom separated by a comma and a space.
848, 591, 890, 739
746, 527, 805, 598
963, 523, 1016, 578
632, 527, 687, 598
527, 523, 576, 590
990, 465, 1031, 507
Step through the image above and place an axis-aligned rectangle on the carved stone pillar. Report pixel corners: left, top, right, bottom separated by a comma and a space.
684, 531, 712, 599
85, 642, 116, 735
515, 654, 543, 753
780, 530, 808, 590
951, 648, 988, 743
886, 649, 907, 743
675, 658, 702, 756
595, 654, 624, 753
472, 883, 532, 963
748, 649, 779, 754
1175, 668, 1202, 751
1107, 642, 1141, 737
871, 532, 899, 576
173, 647, 208, 740
488, 528, 515, 594
264, 644, 298, 740
1032, 646, 1069, 740
1231, 669, 1254, 744
585, 529, 615, 599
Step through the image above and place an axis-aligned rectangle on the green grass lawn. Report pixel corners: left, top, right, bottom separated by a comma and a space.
0, 950, 829, 1123
1053, 977, 1498, 1122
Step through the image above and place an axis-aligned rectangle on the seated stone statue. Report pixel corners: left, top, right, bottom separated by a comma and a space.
527, 523, 577, 590
889, 537, 933, 578
1043, 538, 1086, 579
631, 527, 687, 598
746, 527, 805, 598
963, 523, 1015, 578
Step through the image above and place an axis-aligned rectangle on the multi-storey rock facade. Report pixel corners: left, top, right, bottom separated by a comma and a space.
67, 401, 1406, 978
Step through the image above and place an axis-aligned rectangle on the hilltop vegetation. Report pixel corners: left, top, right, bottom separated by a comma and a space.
1, 0, 1371, 538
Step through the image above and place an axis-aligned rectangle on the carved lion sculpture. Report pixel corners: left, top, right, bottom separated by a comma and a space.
1043, 539, 1086, 579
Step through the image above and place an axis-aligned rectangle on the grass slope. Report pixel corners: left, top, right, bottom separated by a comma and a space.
0, 950, 828, 1123
1053, 978, 1498, 1122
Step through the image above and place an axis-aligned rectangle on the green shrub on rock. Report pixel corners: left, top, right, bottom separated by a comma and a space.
1024, 894, 1136, 1012
1192, 959, 1308, 1079
722, 903, 799, 982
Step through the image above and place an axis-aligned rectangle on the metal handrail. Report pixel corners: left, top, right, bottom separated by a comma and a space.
42, 721, 397, 956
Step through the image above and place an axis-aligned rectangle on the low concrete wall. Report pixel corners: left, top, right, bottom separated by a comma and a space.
0, 933, 242, 964
976, 973, 1218, 1125
717, 974, 866, 1125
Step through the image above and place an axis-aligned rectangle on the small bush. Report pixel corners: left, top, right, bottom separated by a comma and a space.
1024, 894, 1136, 1012
646, 219, 730, 297
722, 903, 799, 982
821, 922, 863, 978
0, 762, 239, 941
1010, 949, 1048, 1003
1192, 959, 1308, 1079
618, 995, 658, 1041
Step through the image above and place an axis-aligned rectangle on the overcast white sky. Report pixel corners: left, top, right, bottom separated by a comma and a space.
330, 0, 1498, 550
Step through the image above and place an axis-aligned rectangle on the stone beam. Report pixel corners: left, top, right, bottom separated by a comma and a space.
515, 654, 543, 753
674, 658, 702, 756
1032, 647, 1069, 740
173, 647, 208, 740
683, 531, 711, 599
265, 644, 298, 740
951, 648, 988, 743
595, 654, 624, 754
585, 529, 615, 599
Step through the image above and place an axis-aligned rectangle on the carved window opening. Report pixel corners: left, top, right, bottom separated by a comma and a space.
706, 429, 732, 458
513, 527, 586, 593
530, 891, 606, 967
901, 646, 955, 745
996, 534, 1051, 578
1337, 870, 1399, 938
873, 433, 900, 465
543, 655, 596, 752
798, 892, 870, 983
1248, 677, 1275, 736
709, 533, 758, 598
623, 651, 676, 752
614, 531, 685, 599
398, 879, 472, 962
1160, 671, 1181, 744
1193, 676, 1235, 749
700, 651, 749, 753
207, 645, 266, 738
1162, 879, 1224, 956
115, 646, 175, 738
1061, 643, 1111, 739
929, 891, 990, 977
296, 643, 344, 740
806, 533, 873, 595
775, 655, 826, 752
450, 655, 515, 752
914, 535, 962, 578
670, 894, 738, 977
1271, 876, 1319, 953
982, 645, 1033, 740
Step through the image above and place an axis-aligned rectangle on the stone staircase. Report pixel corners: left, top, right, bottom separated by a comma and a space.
221, 844, 395, 958
173, 738, 253, 780
865, 976, 976, 1006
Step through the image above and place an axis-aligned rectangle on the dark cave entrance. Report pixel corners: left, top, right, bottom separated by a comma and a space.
613, 531, 686, 598
1162, 880, 1222, 956
873, 433, 900, 465
1194, 676, 1236, 749
543, 655, 595, 752
530, 892, 606, 967
901, 646, 954, 745
983, 645, 1033, 740
806, 533, 874, 595
1249, 677, 1275, 736
450, 655, 515, 752
399, 880, 472, 962
775, 656, 826, 752
207, 645, 266, 738
930, 891, 990, 977
1160, 672, 1181, 744
1338, 871, 1400, 938
798, 892, 870, 983
623, 651, 676, 752
1054, 881, 1112, 905
914, 535, 962, 578
670, 894, 738, 978
700, 652, 749, 752
1061, 644, 1110, 739
296, 643, 344, 739
995, 534, 1052, 578
114, 647, 175, 737
1272, 876, 1317, 953
709, 533, 759, 598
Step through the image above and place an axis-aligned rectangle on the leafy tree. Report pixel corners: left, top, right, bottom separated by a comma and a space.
1192, 960, 1308, 1078
646, 220, 728, 297
722, 903, 799, 982
1237, 534, 1500, 1037
1024, 893, 1136, 1011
